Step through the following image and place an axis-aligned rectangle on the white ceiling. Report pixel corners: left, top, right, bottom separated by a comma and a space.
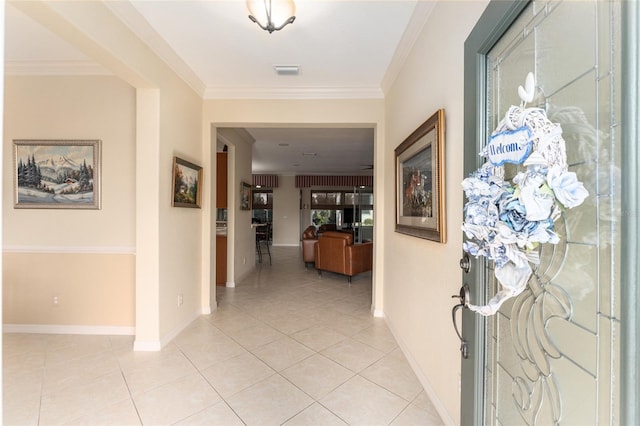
5, 0, 437, 175
247, 127, 374, 175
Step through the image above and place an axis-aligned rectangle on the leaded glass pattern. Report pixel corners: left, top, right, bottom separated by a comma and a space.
483, 1, 621, 424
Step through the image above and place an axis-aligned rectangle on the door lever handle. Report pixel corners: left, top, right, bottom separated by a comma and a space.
451, 285, 470, 359
452, 284, 470, 307
452, 303, 469, 359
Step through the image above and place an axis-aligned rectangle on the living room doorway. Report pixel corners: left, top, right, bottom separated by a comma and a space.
210, 122, 378, 312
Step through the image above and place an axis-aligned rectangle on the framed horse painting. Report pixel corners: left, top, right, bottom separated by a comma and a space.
395, 109, 446, 242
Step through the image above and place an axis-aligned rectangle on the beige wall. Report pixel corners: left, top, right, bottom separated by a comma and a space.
383, 1, 489, 423
3, 75, 136, 330
299, 188, 312, 233
3, 76, 136, 247
158, 85, 204, 340
5, 2, 205, 348
217, 128, 255, 284
273, 175, 300, 246
3, 252, 134, 328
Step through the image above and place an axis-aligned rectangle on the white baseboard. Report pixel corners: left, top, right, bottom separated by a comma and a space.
3, 324, 135, 335
373, 308, 385, 318
226, 281, 236, 288
201, 306, 212, 315
273, 243, 300, 247
133, 340, 162, 351
384, 316, 456, 426
159, 309, 201, 349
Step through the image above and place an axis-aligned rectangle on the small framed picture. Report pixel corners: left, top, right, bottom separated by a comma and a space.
240, 182, 251, 210
13, 139, 101, 209
172, 156, 203, 208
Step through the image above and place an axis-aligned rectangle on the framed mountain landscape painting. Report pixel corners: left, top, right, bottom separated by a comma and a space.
13, 140, 101, 209
172, 156, 202, 208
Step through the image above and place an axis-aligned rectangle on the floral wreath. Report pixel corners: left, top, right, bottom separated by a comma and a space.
461, 73, 589, 316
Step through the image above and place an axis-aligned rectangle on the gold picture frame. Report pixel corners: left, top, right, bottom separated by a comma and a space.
395, 109, 446, 242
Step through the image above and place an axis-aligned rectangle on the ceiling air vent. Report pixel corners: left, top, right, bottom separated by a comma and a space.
274, 65, 300, 76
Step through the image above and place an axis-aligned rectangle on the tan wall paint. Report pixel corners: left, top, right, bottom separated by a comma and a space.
135, 89, 161, 344
13, 1, 205, 347
3, 75, 136, 330
157, 86, 204, 341
383, 1, 489, 424
273, 175, 300, 246
3, 76, 136, 247
3, 252, 134, 327
5, 1, 204, 346
217, 128, 254, 284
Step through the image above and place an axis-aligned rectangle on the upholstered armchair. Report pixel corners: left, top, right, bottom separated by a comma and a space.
301, 225, 318, 268
314, 231, 373, 283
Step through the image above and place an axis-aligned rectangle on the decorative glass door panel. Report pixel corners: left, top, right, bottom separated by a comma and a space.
481, 1, 621, 424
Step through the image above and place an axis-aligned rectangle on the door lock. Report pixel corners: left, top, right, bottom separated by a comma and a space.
451, 284, 470, 359
459, 254, 471, 273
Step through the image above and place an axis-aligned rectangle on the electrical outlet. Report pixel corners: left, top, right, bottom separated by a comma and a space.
52, 296, 59, 306
178, 293, 183, 307
243, 256, 246, 265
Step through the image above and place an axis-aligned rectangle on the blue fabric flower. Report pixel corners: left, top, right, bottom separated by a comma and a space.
498, 196, 534, 233
547, 165, 589, 209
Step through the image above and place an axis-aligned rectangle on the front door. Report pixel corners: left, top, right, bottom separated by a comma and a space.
460, 0, 638, 424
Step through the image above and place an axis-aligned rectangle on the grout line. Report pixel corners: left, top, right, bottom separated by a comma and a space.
6, 247, 439, 426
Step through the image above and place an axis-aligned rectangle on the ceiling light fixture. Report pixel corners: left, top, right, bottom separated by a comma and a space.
247, 0, 296, 34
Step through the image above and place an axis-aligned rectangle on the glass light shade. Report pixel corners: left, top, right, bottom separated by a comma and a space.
247, 0, 295, 32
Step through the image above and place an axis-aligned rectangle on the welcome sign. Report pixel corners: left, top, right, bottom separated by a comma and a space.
486, 126, 532, 166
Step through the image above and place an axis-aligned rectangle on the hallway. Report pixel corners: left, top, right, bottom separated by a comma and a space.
4, 247, 443, 425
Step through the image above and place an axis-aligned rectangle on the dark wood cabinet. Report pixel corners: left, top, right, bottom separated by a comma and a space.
216, 153, 227, 208
216, 235, 227, 286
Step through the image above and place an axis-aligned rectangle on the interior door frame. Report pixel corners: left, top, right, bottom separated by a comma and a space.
462, 0, 640, 425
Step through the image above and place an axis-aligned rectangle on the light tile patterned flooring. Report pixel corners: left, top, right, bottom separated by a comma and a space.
4, 246, 444, 425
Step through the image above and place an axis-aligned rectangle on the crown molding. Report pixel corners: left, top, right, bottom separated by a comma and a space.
203, 85, 385, 100
103, 0, 206, 97
218, 127, 255, 146
381, 1, 437, 95
5, 60, 111, 76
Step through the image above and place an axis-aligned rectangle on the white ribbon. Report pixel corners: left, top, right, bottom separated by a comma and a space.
468, 261, 532, 316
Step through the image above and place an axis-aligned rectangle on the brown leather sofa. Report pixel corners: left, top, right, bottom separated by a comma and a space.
317, 223, 337, 234
314, 231, 373, 283
301, 225, 318, 268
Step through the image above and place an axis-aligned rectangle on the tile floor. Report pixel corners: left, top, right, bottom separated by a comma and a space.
4, 246, 444, 425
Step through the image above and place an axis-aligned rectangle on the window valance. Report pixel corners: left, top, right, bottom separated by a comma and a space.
295, 175, 373, 188
252, 174, 279, 188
